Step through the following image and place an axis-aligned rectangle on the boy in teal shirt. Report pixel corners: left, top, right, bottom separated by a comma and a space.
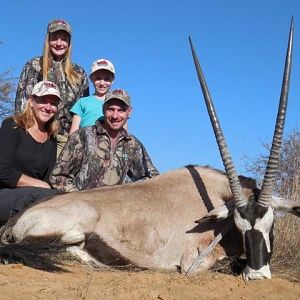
69, 59, 115, 135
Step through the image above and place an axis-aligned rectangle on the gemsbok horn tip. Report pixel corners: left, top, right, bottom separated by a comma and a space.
258, 17, 294, 207
189, 34, 247, 208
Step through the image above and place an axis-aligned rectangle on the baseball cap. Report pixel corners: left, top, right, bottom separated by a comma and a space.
90, 59, 115, 78
104, 89, 131, 107
31, 81, 61, 101
47, 19, 72, 35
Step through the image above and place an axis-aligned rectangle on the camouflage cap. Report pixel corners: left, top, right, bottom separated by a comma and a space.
31, 81, 61, 101
47, 19, 71, 35
104, 89, 131, 107
90, 59, 115, 78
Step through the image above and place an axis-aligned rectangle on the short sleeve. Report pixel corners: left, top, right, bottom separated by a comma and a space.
70, 98, 84, 117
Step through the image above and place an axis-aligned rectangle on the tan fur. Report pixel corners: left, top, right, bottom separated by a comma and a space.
1, 166, 249, 272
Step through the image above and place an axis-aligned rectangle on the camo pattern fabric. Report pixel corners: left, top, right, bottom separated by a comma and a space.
50, 121, 159, 192
15, 56, 89, 135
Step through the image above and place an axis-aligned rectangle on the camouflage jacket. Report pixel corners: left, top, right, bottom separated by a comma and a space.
15, 56, 90, 136
50, 121, 159, 192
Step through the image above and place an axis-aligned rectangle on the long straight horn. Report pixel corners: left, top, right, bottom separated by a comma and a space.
189, 36, 247, 208
258, 17, 294, 207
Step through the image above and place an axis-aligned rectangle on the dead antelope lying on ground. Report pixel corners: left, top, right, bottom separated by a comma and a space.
1, 19, 299, 280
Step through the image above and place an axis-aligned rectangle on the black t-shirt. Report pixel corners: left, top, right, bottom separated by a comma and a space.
0, 118, 57, 188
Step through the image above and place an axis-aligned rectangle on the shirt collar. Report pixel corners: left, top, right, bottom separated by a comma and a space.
95, 120, 131, 141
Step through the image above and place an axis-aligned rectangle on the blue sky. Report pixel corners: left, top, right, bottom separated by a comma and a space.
0, 0, 299, 176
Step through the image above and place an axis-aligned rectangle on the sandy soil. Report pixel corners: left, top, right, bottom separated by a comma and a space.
0, 263, 299, 300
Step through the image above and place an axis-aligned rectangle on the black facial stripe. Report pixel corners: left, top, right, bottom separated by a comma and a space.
238, 199, 270, 226
245, 229, 272, 270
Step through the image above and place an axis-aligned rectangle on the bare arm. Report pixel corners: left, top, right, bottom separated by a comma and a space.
69, 115, 82, 136
17, 174, 51, 188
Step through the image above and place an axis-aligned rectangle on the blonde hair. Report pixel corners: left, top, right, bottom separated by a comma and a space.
13, 98, 59, 138
42, 32, 81, 87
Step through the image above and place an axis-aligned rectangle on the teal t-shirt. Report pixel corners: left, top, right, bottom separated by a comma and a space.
70, 95, 104, 127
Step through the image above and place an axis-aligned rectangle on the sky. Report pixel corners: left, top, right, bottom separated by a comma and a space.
0, 0, 299, 177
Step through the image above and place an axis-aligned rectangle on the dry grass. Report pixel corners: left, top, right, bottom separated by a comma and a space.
244, 130, 300, 282
271, 214, 300, 282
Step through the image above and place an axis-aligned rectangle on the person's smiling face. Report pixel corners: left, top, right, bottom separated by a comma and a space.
30, 95, 59, 124
92, 70, 114, 97
104, 99, 131, 132
49, 30, 70, 60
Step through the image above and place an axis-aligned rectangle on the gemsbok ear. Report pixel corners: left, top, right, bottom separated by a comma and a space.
195, 200, 235, 223
272, 196, 300, 217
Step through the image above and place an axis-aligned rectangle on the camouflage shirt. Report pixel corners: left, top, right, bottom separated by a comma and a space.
50, 121, 159, 192
15, 56, 90, 135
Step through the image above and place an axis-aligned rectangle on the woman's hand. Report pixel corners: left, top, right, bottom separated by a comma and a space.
17, 174, 51, 189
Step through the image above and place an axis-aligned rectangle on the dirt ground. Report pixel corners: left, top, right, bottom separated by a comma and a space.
0, 263, 299, 300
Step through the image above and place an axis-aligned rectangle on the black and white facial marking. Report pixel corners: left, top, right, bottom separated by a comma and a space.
234, 197, 275, 280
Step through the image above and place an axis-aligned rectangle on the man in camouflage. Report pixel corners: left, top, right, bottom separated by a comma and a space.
50, 89, 159, 192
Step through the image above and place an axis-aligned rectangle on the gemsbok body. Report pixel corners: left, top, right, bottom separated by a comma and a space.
0, 19, 299, 280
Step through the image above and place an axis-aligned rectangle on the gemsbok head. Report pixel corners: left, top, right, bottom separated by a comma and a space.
189, 17, 294, 280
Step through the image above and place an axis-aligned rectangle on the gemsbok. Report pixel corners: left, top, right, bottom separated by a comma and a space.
0, 18, 299, 280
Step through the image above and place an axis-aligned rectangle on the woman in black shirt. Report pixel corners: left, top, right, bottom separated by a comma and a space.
0, 81, 62, 226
